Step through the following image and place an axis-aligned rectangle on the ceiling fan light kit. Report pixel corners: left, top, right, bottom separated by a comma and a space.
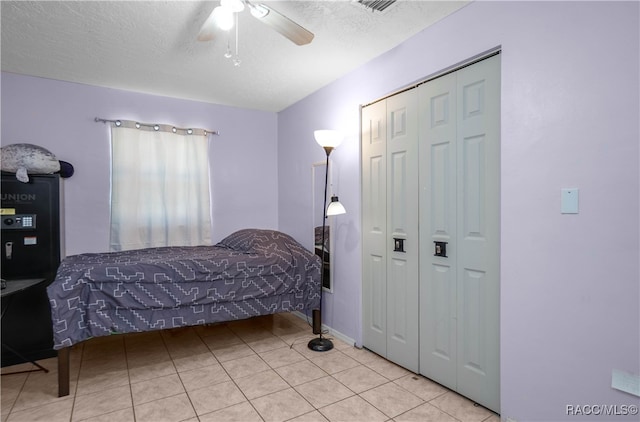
248, 3, 269, 19
221, 0, 245, 13
212, 6, 234, 31
198, 0, 314, 66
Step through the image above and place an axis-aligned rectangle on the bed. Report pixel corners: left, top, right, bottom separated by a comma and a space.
47, 228, 321, 396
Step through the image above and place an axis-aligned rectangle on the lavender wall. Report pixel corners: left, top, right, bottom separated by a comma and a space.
278, 1, 639, 420
1, 73, 279, 256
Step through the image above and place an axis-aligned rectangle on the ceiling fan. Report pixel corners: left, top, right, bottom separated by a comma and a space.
197, 0, 314, 46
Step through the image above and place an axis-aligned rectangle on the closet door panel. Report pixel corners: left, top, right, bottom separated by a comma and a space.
367, 254, 385, 333
362, 101, 388, 356
386, 90, 419, 372
430, 142, 454, 237
424, 262, 457, 382
460, 269, 488, 375
389, 257, 410, 341
455, 54, 501, 413
418, 72, 457, 387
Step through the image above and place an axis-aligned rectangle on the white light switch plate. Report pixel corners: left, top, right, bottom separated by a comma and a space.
561, 188, 579, 214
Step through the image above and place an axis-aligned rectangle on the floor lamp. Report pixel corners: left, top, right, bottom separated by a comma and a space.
308, 130, 346, 352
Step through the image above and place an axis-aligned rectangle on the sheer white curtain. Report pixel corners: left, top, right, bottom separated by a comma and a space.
110, 125, 212, 251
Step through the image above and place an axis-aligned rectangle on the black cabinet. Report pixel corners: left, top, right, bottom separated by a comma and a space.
1, 173, 61, 366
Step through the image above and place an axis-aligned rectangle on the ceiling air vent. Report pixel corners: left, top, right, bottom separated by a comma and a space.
356, 0, 397, 13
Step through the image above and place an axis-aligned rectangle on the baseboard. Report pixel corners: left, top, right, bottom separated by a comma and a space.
291, 310, 355, 347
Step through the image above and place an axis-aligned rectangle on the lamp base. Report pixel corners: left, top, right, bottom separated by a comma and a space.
307, 337, 334, 352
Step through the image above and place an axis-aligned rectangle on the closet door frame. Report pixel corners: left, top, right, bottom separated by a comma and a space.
361, 49, 501, 414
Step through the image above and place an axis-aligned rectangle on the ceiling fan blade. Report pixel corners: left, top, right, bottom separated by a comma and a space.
197, 9, 217, 42
250, 3, 314, 46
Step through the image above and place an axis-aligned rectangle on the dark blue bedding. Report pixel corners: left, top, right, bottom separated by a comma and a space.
47, 229, 321, 349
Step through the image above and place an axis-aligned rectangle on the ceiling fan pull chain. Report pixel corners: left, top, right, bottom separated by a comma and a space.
233, 12, 241, 66
225, 36, 232, 59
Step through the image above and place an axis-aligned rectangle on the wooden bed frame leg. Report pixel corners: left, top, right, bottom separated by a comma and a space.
57, 347, 70, 397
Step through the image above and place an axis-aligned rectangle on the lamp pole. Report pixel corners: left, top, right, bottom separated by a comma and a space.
308, 146, 334, 352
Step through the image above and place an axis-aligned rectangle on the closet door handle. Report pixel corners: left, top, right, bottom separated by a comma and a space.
434, 241, 447, 257
393, 238, 405, 253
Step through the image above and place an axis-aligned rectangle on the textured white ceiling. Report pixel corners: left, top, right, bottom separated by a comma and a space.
1, 1, 469, 112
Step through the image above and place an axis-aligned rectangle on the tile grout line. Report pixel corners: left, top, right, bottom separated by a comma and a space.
249, 322, 328, 420
358, 379, 426, 421
68, 344, 84, 421
271, 327, 337, 422
123, 335, 137, 422
2, 363, 30, 419
287, 334, 372, 418
2, 316, 499, 422
197, 323, 267, 421
231, 319, 356, 421
127, 329, 201, 421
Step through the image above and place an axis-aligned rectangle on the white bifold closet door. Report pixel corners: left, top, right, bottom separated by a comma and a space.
362, 99, 388, 358
418, 55, 500, 412
362, 54, 500, 413
362, 90, 420, 373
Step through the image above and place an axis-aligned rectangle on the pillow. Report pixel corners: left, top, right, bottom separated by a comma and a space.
0, 143, 60, 183
216, 228, 267, 252
216, 229, 304, 258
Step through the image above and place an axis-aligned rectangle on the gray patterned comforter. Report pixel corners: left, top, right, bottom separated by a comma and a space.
47, 229, 321, 349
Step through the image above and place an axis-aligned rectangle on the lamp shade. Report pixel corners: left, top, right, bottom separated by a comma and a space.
326, 196, 346, 216
314, 130, 343, 149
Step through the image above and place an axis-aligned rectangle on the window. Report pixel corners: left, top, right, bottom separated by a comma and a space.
109, 124, 212, 251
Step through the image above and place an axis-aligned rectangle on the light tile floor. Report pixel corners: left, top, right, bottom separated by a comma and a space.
1, 313, 500, 422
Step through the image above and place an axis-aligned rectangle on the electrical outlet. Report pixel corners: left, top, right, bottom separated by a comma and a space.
506, 418, 518, 422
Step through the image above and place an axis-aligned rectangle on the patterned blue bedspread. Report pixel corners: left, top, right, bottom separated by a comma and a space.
47, 229, 321, 349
